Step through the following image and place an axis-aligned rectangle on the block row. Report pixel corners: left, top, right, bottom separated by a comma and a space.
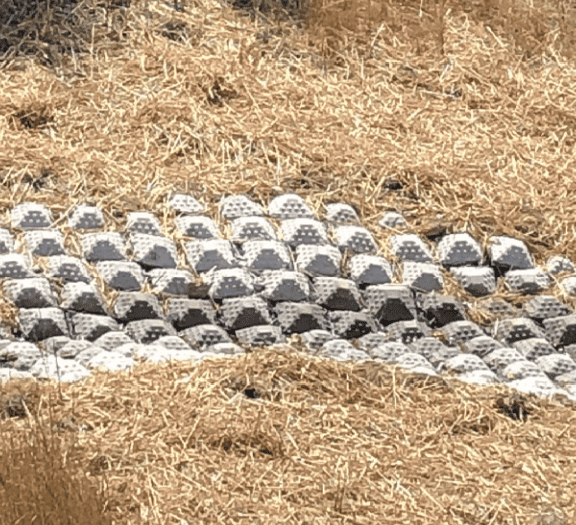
2, 322, 576, 402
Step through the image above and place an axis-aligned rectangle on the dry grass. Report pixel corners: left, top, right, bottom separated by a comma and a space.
2, 347, 576, 524
1, 0, 576, 523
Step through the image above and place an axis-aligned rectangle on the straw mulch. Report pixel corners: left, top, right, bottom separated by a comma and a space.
2, 345, 576, 524
1, 0, 576, 523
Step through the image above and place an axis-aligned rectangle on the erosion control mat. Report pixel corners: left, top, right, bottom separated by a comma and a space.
1, 0, 576, 523
1, 345, 576, 524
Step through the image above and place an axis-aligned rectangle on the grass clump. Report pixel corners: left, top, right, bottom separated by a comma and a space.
0, 379, 113, 524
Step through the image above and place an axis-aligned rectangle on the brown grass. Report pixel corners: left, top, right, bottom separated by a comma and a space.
1, 0, 576, 523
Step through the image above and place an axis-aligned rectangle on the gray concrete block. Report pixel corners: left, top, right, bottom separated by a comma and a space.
68, 204, 104, 230
126, 212, 162, 236
47, 256, 92, 283
96, 261, 145, 291
295, 244, 341, 277
334, 225, 377, 254
12, 202, 52, 229
130, 233, 178, 269
268, 193, 314, 219
4, 278, 57, 308
82, 232, 127, 261
325, 203, 359, 224
169, 194, 204, 214
60, 282, 108, 314
23, 230, 66, 256
19, 308, 69, 342
220, 195, 264, 219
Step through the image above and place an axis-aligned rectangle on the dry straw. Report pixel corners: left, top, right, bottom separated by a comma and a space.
1, 0, 576, 523
2, 345, 576, 524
